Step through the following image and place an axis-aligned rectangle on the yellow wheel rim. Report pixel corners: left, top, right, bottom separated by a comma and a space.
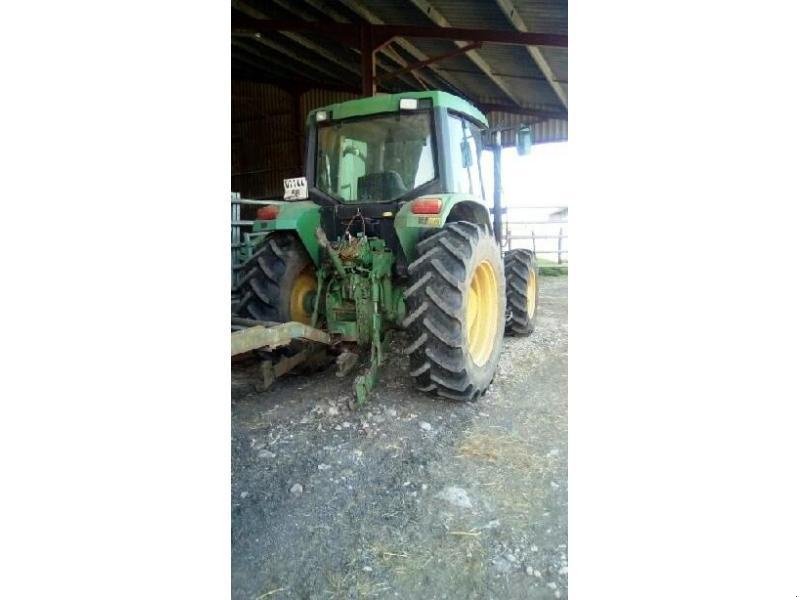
527, 270, 537, 318
289, 266, 316, 324
466, 260, 499, 367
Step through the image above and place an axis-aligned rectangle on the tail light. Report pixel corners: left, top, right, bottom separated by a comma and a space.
411, 197, 442, 214
256, 205, 280, 220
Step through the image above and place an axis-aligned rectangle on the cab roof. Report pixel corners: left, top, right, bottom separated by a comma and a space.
308, 91, 489, 128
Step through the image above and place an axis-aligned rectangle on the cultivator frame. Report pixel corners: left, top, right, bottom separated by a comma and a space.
231, 317, 335, 392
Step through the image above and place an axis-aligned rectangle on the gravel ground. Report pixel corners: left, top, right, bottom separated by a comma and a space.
232, 276, 568, 600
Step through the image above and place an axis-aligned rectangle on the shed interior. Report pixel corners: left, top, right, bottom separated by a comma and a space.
231, 0, 568, 199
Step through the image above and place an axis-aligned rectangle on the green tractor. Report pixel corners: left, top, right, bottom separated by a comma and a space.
233, 91, 539, 405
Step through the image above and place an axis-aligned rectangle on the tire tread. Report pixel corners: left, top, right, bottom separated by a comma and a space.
503, 248, 538, 336
404, 222, 505, 402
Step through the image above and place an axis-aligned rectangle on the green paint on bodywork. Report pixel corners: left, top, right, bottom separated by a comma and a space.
252, 201, 322, 265
394, 194, 492, 262
237, 90, 499, 405
323, 237, 400, 342
308, 91, 488, 126
317, 235, 404, 405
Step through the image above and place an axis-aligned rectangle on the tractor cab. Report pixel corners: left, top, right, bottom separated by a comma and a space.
315, 106, 436, 203
306, 92, 490, 208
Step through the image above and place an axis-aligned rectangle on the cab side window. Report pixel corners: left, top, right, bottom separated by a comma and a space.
448, 114, 485, 201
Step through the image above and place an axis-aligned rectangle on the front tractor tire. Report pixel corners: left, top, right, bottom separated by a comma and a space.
504, 249, 539, 336
235, 232, 316, 324
403, 221, 506, 401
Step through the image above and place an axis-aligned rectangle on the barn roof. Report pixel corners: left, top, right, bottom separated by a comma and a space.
232, 0, 568, 144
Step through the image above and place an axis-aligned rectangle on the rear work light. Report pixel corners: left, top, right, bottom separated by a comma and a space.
410, 197, 442, 214
256, 205, 280, 220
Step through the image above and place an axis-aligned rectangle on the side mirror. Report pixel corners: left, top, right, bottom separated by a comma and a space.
516, 126, 533, 156
460, 139, 473, 168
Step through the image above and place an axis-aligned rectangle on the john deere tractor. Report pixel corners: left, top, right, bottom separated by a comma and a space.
233, 91, 538, 404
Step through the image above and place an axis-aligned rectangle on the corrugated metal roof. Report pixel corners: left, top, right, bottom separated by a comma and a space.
361, 0, 566, 112
474, 43, 559, 105
486, 110, 567, 145
413, 0, 511, 31
540, 46, 568, 83
511, 0, 568, 35
232, 0, 568, 147
344, 0, 420, 25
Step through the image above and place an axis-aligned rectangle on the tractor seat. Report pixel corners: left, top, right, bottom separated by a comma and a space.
357, 171, 407, 201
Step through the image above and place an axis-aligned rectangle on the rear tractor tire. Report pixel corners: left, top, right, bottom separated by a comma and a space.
234, 232, 330, 374
403, 221, 506, 401
235, 232, 317, 324
504, 249, 539, 336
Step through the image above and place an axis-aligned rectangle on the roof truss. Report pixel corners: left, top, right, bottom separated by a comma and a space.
493, 0, 568, 108
231, 0, 568, 118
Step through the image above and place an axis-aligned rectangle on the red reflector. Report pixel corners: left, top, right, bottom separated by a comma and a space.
411, 198, 442, 214
256, 205, 280, 220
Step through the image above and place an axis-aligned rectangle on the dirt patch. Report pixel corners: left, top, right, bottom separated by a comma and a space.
232, 277, 568, 599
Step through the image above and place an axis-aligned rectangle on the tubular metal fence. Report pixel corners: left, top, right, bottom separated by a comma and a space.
231, 192, 275, 293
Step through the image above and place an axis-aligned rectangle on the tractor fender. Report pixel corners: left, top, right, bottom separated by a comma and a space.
394, 194, 492, 263
251, 201, 322, 266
